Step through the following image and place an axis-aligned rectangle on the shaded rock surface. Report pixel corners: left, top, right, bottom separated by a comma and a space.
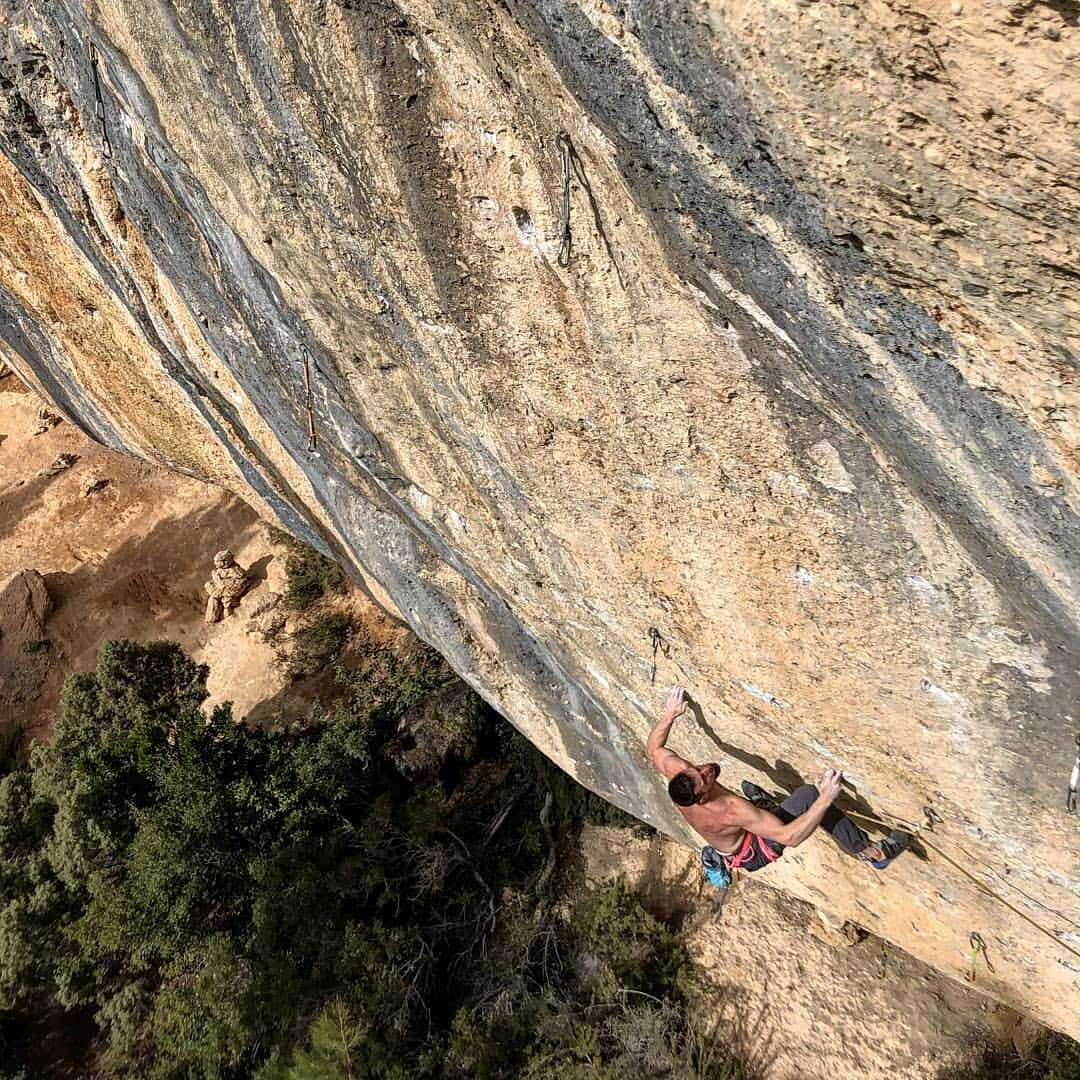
388, 680, 484, 778
0, 0, 1077, 1034
0, 567, 53, 718
0, 568, 51, 644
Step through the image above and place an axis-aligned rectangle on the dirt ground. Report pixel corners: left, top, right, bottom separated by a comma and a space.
0, 376, 392, 740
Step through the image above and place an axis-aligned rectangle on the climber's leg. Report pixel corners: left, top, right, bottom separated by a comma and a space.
772, 784, 876, 857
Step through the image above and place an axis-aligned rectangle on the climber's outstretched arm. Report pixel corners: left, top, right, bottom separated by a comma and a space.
647, 685, 692, 779
726, 771, 844, 847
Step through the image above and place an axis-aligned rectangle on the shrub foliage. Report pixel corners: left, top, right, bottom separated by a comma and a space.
0, 639, 738, 1079
267, 528, 348, 611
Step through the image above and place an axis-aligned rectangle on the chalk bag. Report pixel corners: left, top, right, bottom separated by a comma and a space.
701, 845, 731, 889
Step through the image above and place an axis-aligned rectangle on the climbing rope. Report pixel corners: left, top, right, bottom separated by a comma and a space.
87, 42, 113, 160
555, 132, 625, 288
838, 805, 1080, 964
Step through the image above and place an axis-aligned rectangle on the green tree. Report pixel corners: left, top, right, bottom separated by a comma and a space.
0, 638, 746, 1080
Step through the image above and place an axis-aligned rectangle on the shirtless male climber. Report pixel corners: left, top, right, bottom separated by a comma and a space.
647, 686, 909, 875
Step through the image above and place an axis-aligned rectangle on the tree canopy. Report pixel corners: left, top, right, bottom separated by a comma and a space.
0, 638, 735, 1079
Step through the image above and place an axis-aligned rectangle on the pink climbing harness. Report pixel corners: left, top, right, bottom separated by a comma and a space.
725, 830, 780, 870
702, 830, 781, 889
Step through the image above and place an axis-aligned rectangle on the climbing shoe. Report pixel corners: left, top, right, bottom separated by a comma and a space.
867, 830, 911, 869
740, 780, 772, 807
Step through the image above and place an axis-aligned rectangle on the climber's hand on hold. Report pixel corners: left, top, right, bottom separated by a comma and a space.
648, 687, 693, 774
817, 769, 843, 804
664, 685, 689, 721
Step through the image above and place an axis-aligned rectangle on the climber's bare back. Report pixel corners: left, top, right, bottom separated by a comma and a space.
675, 783, 752, 853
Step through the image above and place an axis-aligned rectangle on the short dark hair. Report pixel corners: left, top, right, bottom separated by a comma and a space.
668, 772, 698, 807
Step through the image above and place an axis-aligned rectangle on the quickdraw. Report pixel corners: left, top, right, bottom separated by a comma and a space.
301, 349, 317, 452
648, 627, 669, 684
554, 131, 625, 287
557, 132, 572, 267
878, 940, 890, 980
965, 932, 994, 983
1067, 732, 1079, 815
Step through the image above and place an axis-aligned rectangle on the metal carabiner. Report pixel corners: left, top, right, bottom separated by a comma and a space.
648, 626, 670, 684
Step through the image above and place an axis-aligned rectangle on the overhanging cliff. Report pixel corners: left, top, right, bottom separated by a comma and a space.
1, 0, 1077, 1034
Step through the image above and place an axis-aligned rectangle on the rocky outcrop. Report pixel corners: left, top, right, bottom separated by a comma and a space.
0, 568, 53, 716
0, 568, 51, 646
0, 0, 1076, 1034
582, 824, 1019, 1080
388, 681, 483, 778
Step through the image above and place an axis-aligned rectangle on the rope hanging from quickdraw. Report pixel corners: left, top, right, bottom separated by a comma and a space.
555, 132, 625, 288
965, 932, 994, 983
712, 883, 731, 925
301, 348, 317, 452
87, 42, 113, 160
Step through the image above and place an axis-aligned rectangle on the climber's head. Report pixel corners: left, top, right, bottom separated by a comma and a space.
668, 762, 721, 806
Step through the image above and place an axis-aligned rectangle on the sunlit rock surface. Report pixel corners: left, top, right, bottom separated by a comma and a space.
1, 0, 1077, 1035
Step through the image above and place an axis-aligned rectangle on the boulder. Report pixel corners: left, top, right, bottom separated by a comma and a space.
245, 592, 287, 641
0, 569, 52, 651
0, 569, 54, 717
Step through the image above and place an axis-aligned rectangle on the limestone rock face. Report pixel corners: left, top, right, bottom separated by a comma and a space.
0, 0, 1077, 1034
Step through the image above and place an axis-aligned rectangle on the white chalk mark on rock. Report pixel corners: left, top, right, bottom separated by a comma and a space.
905, 575, 939, 597
740, 681, 788, 709
807, 440, 857, 495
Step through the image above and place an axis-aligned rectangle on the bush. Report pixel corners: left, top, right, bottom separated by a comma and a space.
442, 880, 739, 1080
267, 527, 348, 611
282, 611, 354, 680
572, 880, 694, 1002
942, 1033, 1080, 1080
257, 999, 388, 1080
0, 722, 22, 776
